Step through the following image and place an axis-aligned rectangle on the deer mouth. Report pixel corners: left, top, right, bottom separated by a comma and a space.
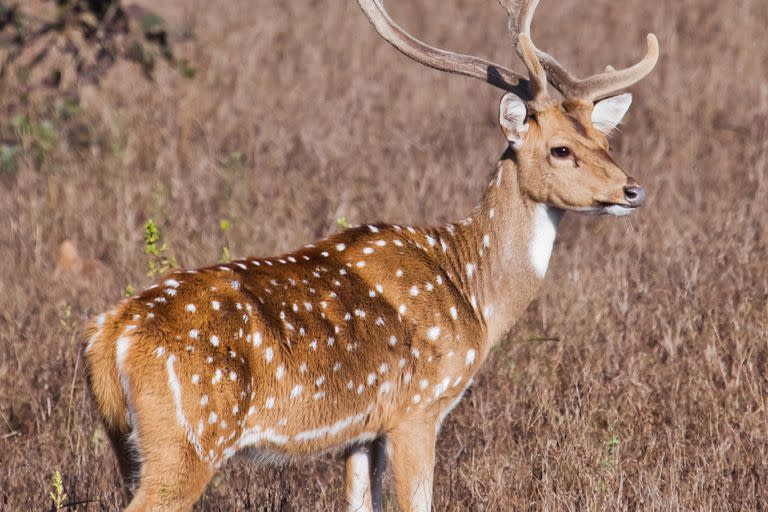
596, 202, 639, 217
571, 202, 638, 216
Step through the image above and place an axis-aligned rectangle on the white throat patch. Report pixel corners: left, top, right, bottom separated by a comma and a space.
529, 204, 562, 278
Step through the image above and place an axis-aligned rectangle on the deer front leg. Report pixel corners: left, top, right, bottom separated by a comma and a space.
345, 437, 385, 512
388, 419, 437, 512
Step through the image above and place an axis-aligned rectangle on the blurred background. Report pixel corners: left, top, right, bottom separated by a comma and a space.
1, 0, 767, 509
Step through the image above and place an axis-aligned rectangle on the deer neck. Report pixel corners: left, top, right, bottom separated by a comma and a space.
436, 149, 563, 345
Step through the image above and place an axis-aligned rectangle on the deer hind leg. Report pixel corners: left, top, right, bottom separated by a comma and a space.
387, 419, 437, 512
120, 351, 216, 511
125, 446, 213, 512
123, 392, 214, 511
344, 436, 386, 512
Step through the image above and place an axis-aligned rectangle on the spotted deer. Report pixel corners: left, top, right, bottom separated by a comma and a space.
82, 0, 659, 510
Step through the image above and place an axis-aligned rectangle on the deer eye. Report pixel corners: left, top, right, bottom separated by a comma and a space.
550, 146, 571, 158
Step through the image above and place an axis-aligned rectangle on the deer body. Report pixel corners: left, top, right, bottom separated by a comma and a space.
84, 1, 659, 510
84, 156, 554, 508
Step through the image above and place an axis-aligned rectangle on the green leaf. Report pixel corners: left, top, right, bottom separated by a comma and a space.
10, 114, 27, 130
0, 144, 19, 172
337, 216, 351, 230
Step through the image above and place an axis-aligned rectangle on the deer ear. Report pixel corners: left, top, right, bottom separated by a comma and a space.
592, 93, 632, 134
499, 93, 529, 147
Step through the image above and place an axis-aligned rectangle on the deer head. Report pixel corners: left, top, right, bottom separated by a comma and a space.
357, 0, 658, 216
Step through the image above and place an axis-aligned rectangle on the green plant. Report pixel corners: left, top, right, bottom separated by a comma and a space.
10, 114, 58, 168
143, 219, 176, 277
337, 216, 351, 230
57, 98, 82, 119
49, 469, 67, 510
176, 58, 197, 79
124, 284, 135, 297
602, 434, 621, 468
0, 144, 20, 173
218, 151, 243, 169
219, 218, 232, 263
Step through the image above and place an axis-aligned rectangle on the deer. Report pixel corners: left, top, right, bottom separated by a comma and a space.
82, 0, 659, 510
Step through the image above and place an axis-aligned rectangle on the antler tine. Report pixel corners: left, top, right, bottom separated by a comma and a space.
510, 0, 659, 101
563, 34, 659, 101
356, 0, 528, 94
517, 33, 548, 101
498, 0, 549, 102
509, 0, 583, 99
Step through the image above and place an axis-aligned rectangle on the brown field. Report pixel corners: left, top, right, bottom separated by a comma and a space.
2, 0, 767, 510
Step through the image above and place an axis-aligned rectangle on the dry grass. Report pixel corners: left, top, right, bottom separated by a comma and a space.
1, 0, 768, 510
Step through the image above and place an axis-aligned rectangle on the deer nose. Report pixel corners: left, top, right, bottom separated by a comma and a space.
623, 184, 646, 207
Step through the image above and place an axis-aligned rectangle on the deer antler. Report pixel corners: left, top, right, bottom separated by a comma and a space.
358, 0, 658, 104
507, 0, 659, 101
356, 0, 531, 95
